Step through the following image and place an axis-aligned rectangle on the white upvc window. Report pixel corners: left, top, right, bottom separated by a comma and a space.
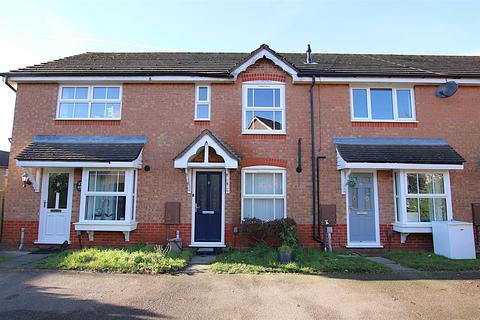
195, 85, 211, 120
241, 167, 286, 221
242, 83, 286, 134
350, 87, 416, 121
393, 171, 452, 224
79, 169, 137, 223
57, 85, 122, 120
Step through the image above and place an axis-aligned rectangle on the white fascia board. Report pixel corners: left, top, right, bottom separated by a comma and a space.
295, 76, 480, 85
17, 160, 140, 168
230, 48, 299, 82
8, 75, 234, 84
338, 161, 464, 170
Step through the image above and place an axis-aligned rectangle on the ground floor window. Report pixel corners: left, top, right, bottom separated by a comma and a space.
394, 171, 451, 224
241, 167, 286, 221
80, 169, 137, 222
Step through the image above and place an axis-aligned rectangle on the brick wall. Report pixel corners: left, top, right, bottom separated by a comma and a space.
2, 57, 479, 251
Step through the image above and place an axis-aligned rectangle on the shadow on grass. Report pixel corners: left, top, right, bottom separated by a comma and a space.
0, 270, 167, 320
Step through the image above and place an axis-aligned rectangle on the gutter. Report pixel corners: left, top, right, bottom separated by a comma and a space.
309, 76, 323, 247
2, 76, 16, 92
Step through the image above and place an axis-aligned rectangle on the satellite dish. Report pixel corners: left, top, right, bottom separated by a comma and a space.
435, 81, 458, 98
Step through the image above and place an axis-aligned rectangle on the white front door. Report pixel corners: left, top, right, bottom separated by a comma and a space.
37, 168, 74, 244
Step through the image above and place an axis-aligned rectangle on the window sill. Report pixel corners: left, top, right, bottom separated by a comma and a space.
352, 121, 418, 128
393, 222, 432, 233
74, 221, 137, 232
55, 119, 121, 126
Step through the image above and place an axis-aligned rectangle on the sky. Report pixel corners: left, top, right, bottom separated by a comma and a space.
0, 0, 479, 151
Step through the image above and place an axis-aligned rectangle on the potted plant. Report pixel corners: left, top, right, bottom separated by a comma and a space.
278, 244, 294, 263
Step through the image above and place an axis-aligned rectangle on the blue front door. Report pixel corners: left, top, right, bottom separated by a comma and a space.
348, 173, 377, 243
194, 172, 222, 243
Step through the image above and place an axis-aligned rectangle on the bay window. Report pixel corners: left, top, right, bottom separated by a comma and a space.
394, 171, 452, 226
351, 87, 415, 121
57, 85, 122, 120
243, 83, 285, 133
80, 169, 137, 223
241, 168, 286, 221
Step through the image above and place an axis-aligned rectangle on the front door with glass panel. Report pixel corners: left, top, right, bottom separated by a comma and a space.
348, 173, 377, 244
194, 172, 222, 243
38, 169, 73, 244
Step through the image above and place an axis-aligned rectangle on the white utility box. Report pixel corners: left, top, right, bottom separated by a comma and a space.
431, 221, 476, 259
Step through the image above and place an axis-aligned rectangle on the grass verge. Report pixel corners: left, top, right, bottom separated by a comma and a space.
384, 251, 480, 271
0, 256, 12, 263
37, 244, 195, 274
211, 245, 389, 274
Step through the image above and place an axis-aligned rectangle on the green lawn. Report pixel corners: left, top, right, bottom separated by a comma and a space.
38, 245, 195, 274
384, 251, 480, 271
211, 245, 389, 274
0, 256, 11, 263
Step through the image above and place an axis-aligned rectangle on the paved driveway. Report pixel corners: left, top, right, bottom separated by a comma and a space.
0, 269, 479, 320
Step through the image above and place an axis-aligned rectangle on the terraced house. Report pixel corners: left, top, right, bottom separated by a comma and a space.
1, 44, 479, 251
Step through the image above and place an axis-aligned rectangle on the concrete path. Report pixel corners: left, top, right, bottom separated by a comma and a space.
365, 256, 418, 272
184, 254, 217, 275
0, 251, 50, 270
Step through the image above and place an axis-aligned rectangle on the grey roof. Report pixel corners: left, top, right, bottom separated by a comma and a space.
16, 135, 146, 162
174, 129, 240, 161
334, 137, 465, 165
3, 44, 480, 78
0, 150, 9, 167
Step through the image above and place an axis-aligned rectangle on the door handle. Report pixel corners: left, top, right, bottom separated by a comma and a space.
202, 210, 214, 215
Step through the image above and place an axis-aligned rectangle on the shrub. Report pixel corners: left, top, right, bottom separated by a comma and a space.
240, 218, 298, 247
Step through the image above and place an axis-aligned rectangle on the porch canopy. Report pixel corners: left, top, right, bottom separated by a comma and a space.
334, 137, 465, 170
16, 135, 147, 169
174, 129, 239, 169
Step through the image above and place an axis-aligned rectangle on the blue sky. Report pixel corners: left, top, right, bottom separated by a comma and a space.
0, 0, 479, 150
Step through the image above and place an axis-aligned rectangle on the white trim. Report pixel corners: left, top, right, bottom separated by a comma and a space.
74, 221, 138, 232
230, 48, 299, 81
242, 82, 286, 134
17, 157, 142, 169
9, 76, 233, 83
241, 167, 287, 221
346, 243, 384, 249
350, 87, 416, 122
9, 75, 480, 86
194, 84, 211, 121
345, 170, 381, 248
56, 85, 122, 120
37, 168, 74, 244
393, 223, 432, 233
294, 76, 480, 85
335, 152, 464, 170
174, 135, 238, 169
190, 169, 225, 247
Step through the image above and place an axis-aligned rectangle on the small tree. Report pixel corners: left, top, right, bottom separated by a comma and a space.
240, 218, 298, 247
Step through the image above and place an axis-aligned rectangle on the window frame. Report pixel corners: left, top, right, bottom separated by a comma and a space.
242, 82, 286, 134
393, 170, 452, 225
79, 168, 137, 224
194, 84, 211, 121
57, 85, 122, 120
241, 166, 287, 221
350, 86, 416, 122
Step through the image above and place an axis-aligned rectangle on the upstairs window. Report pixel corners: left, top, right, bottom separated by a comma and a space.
57, 85, 122, 120
243, 83, 285, 133
351, 87, 415, 121
195, 85, 211, 120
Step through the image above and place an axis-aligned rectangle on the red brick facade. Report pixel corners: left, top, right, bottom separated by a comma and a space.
2, 57, 479, 251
